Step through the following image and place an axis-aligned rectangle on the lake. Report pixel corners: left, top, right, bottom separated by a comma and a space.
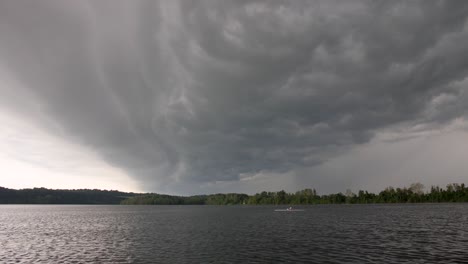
1, 204, 467, 263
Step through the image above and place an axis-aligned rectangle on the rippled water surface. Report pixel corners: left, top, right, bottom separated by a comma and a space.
1, 204, 468, 263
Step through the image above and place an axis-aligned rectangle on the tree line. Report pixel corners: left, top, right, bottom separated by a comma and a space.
121, 183, 468, 205
2, 183, 468, 205
120, 193, 250, 205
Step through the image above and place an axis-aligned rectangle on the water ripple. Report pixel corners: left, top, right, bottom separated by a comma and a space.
1, 204, 468, 263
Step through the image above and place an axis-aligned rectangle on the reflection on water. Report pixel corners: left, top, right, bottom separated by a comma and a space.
1, 204, 468, 263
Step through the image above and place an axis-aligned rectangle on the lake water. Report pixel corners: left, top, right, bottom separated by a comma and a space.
1, 204, 468, 263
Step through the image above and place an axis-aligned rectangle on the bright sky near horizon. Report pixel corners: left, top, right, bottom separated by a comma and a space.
1, 0, 468, 195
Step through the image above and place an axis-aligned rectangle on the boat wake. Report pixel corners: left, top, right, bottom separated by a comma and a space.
274, 207, 304, 212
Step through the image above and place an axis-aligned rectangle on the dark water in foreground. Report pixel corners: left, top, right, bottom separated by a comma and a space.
1, 204, 468, 263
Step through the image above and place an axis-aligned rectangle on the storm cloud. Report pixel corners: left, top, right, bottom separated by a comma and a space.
1, 0, 468, 193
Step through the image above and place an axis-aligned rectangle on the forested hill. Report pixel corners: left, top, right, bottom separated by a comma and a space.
2, 183, 468, 205
0, 187, 137, 204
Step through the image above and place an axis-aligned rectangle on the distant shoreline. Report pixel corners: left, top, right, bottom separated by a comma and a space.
1, 183, 468, 205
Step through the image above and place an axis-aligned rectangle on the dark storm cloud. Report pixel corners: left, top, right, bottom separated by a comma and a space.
1, 0, 467, 191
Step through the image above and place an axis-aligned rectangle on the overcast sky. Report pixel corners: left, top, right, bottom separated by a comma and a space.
1, 0, 467, 195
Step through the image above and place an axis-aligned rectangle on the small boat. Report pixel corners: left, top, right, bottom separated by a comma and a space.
274, 207, 304, 212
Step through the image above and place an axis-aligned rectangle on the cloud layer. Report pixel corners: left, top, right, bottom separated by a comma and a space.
1, 0, 467, 193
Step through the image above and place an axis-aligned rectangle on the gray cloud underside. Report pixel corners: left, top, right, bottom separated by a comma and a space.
1, 0, 468, 191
